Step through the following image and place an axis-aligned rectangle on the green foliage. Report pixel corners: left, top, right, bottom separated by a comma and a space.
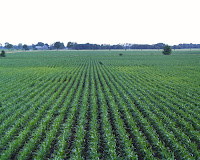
54, 42, 65, 50
6, 44, 13, 50
162, 45, 172, 55
0, 50, 199, 159
67, 42, 74, 49
17, 43, 23, 50
1, 50, 6, 57
23, 44, 29, 50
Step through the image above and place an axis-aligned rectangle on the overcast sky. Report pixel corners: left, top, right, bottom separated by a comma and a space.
1, 0, 200, 45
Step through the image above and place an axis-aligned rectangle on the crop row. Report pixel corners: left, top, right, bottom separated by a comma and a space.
0, 57, 199, 159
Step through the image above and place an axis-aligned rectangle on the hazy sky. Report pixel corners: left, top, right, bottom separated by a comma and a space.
1, 0, 200, 45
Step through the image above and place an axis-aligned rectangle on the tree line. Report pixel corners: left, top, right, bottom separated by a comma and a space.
0, 42, 200, 50
0, 45, 172, 58
0, 42, 65, 50
65, 42, 200, 50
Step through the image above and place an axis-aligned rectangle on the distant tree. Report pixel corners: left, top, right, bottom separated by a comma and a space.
49, 44, 54, 50
45, 43, 49, 47
18, 43, 23, 50
54, 42, 61, 49
67, 42, 74, 49
6, 43, 13, 50
60, 43, 65, 49
23, 44, 29, 50
32, 44, 36, 50
5, 42, 9, 48
13, 45, 18, 50
36, 42, 45, 46
1, 50, 6, 57
154, 43, 165, 49
162, 45, 172, 55
54, 42, 65, 50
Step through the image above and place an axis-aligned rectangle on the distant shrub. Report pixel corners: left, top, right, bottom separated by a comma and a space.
119, 53, 123, 56
1, 50, 6, 57
162, 45, 172, 55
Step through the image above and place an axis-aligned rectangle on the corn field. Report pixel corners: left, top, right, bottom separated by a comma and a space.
0, 50, 200, 159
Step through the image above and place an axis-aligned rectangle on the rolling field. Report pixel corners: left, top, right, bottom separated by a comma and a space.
0, 50, 200, 159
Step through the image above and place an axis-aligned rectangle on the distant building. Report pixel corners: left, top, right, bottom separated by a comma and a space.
35, 45, 49, 50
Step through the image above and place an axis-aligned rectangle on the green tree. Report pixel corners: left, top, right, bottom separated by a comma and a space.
1, 50, 6, 57
54, 42, 65, 50
32, 44, 36, 50
44, 43, 49, 47
67, 42, 74, 49
5, 42, 9, 48
36, 42, 45, 46
23, 44, 29, 50
6, 43, 13, 50
162, 45, 172, 55
18, 43, 23, 50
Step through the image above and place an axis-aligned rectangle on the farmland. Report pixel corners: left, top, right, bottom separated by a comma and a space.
0, 50, 200, 159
